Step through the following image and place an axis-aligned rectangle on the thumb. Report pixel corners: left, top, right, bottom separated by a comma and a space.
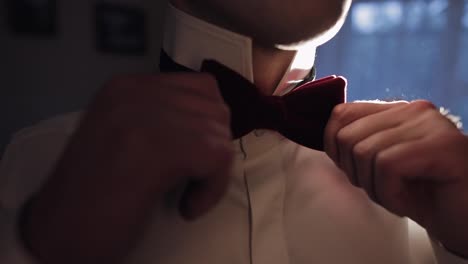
179, 173, 230, 220
179, 140, 234, 220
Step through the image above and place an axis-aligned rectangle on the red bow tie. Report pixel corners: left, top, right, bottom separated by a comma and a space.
200, 60, 347, 151
159, 51, 347, 151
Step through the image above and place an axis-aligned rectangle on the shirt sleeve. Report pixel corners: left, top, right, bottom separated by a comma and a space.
0, 112, 81, 263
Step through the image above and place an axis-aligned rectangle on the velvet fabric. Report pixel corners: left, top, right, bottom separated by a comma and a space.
159, 51, 347, 151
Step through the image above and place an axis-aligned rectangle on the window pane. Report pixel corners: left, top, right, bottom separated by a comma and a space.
352, 0, 448, 34
463, 0, 468, 30
455, 24, 468, 121
352, 2, 403, 34
317, 0, 467, 130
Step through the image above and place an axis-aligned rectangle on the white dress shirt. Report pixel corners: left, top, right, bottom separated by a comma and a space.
1, 3, 467, 264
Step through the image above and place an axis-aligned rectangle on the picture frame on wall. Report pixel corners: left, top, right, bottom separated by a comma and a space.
95, 3, 147, 55
6, 0, 57, 36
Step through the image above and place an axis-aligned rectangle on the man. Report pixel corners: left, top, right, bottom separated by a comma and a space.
1, 0, 467, 263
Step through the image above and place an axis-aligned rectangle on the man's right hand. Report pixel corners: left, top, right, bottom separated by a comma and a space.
22, 73, 234, 264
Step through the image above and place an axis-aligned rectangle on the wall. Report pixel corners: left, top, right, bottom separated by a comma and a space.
0, 0, 167, 153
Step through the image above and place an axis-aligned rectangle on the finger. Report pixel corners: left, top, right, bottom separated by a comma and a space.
353, 101, 438, 201
179, 174, 230, 220
160, 73, 224, 102
324, 101, 408, 165
337, 100, 434, 187
103, 73, 217, 102
373, 138, 437, 221
154, 117, 231, 160
179, 141, 234, 220
353, 122, 424, 201
336, 103, 410, 184
158, 92, 231, 124
324, 101, 408, 185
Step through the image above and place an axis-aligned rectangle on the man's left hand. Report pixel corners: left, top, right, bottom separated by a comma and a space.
324, 100, 468, 257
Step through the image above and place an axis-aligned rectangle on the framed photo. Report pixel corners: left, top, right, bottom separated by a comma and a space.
6, 0, 57, 36
95, 3, 147, 55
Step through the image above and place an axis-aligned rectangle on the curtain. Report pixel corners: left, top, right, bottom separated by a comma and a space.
317, 0, 468, 129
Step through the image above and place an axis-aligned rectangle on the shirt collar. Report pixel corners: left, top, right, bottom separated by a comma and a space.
162, 4, 316, 95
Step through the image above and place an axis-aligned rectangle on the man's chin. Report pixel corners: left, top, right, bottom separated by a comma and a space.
273, 13, 348, 51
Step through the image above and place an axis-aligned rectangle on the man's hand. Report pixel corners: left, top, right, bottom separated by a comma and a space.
22, 73, 233, 264
324, 100, 468, 257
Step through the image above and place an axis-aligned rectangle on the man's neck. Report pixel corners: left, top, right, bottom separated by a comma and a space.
252, 44, 296, 95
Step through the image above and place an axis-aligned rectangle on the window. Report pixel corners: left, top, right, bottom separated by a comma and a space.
463, 1, 468, 30
317, 0, 467, 128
